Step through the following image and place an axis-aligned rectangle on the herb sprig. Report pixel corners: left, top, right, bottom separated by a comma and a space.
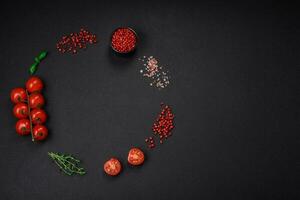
48, 152, 86, 176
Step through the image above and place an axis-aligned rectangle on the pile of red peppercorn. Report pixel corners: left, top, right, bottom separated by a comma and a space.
145, 103, 175, 148
56, 28, 97, 54
11, 76, 48, 141
153, 103, 174, 143
111, 28, 137, 53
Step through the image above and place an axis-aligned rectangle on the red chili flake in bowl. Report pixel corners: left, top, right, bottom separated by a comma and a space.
56, 28, 97, 54
145, 103, 175, 148
111, 28, 137, 53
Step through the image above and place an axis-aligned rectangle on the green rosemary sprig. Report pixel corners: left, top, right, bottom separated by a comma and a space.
48, 152, 86, 176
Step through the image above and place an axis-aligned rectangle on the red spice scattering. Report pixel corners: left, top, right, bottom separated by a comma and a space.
153, 103, 174, 143
56, 28, 97, 54
111, 28, 137, 53
145, 136, 155, 149
145, 103, 175, 149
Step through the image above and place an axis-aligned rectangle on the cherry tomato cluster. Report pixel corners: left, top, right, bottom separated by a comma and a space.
10, 76, 48, 141
103, 147, 145, 176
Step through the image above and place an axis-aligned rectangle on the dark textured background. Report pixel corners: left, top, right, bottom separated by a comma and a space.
0, 1, 299, 200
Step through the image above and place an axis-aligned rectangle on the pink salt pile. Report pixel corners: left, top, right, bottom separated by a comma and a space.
139, 56, 170, 89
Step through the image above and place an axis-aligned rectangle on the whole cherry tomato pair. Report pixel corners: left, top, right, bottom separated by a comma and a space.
11, 76, 48, 141
104, 148, 145, 176
15, 119, 47, 140
10, 76, 44, 103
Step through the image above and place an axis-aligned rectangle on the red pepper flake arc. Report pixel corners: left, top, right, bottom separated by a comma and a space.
145, 103, 175, 149
111, 28, 137, 53
56, 28, 97, 54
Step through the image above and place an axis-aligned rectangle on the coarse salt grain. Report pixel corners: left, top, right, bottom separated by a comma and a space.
139, 56, 170, 89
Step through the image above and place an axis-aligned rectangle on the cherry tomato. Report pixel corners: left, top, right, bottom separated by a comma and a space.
33, 125, 48, 141
29, 93, 45, 108
103, 158, 122, 176
15, 119, 31, 135
10, 88, 27, 103
26, 76, 43, 93
31, 109, 47, 125
128, 147, 145, 166
13, 103, 28, 119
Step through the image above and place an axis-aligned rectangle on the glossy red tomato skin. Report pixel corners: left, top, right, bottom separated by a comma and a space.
32, 125, 48, 141
26, 76, 43, 93
29, 93, 45, 109
128, 147, 145, 166
31, 109, 47, 125
10, 88, 27, 103
15, 119, 31, 135
103, 158, 122, 176
13, 103, 29, 119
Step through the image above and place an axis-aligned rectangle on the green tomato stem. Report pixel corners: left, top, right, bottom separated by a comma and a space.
26, 89, 34, 142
